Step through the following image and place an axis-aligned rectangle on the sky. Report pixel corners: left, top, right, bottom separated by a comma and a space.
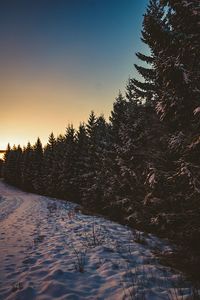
0, 0, 148, 151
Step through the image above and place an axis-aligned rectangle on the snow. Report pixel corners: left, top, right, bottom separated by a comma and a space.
0, 180, 195, 300
193, 107, 200, 115
155, 102, 165, 119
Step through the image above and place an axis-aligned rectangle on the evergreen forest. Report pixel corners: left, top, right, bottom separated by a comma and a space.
2, 0, 200, 279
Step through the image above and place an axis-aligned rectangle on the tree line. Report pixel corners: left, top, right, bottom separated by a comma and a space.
2, 0, 200, 277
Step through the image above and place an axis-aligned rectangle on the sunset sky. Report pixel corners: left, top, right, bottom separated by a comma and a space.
0, 0, 148, 150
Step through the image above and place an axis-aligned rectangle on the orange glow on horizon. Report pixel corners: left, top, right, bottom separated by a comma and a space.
0, 66, 120, 150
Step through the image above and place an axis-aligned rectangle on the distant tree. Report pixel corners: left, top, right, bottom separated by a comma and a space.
21, 142, 34, 191
109, 91, 128, 144
53, 134, 66, 197
81, 111, 98, 207
81, 112, 111, 210
87, 115, 111, 211
73, 123, 89, 203
32, 138, 44, 194
59, 125, 77, 200
4, 145, 19, 185
0, 159, 3, 178
43, 132, 57, 196
15, 145, 23, 187
3, 143, 11, 181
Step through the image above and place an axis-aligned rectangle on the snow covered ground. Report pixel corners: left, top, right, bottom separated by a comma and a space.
0, 180, 195, 300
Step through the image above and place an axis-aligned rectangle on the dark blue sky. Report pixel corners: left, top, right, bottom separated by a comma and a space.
0, 0, 148, 149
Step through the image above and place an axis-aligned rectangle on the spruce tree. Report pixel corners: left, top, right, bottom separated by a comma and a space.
130, 0, 166, 104
60, 125, 77, 200
43, 132, 57, 196
109, 91, 128, 144
32, 138, 44, 194
81, 111, 98, 208
154, 0, 200, 129
0, 159, 3, 178
15, 145, 23, 187
4, 145, 19, 185
3, 143, 11, 182
74, 123, 89, 203
88, 115, 111, 211
21, 142, 34, 191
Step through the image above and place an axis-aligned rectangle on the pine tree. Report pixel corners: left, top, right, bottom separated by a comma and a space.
15, 145, 23, 187
0, 159, 3, 178
74, 123, 89, 203
60, 125, 77, 200
130, 0, 166, 104
53, 134, 66, 197
88, 115, 111, 211
3, 143, 11, 182
21, 142, 34, 191
110, 91, 128, 144
81, 111, 98, 207
32, 138, 44, 194
43, 132, 57, 196
82, 112, 110, 210
4, 145, 19, 185
154, 0, 200, 129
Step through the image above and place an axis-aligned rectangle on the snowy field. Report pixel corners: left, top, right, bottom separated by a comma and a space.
0, 180, 196, 300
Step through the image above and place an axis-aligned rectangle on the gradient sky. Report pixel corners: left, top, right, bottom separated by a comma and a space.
0, 0, 148, 151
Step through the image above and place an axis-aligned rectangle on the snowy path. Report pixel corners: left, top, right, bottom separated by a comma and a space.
0, 180, 193, 300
